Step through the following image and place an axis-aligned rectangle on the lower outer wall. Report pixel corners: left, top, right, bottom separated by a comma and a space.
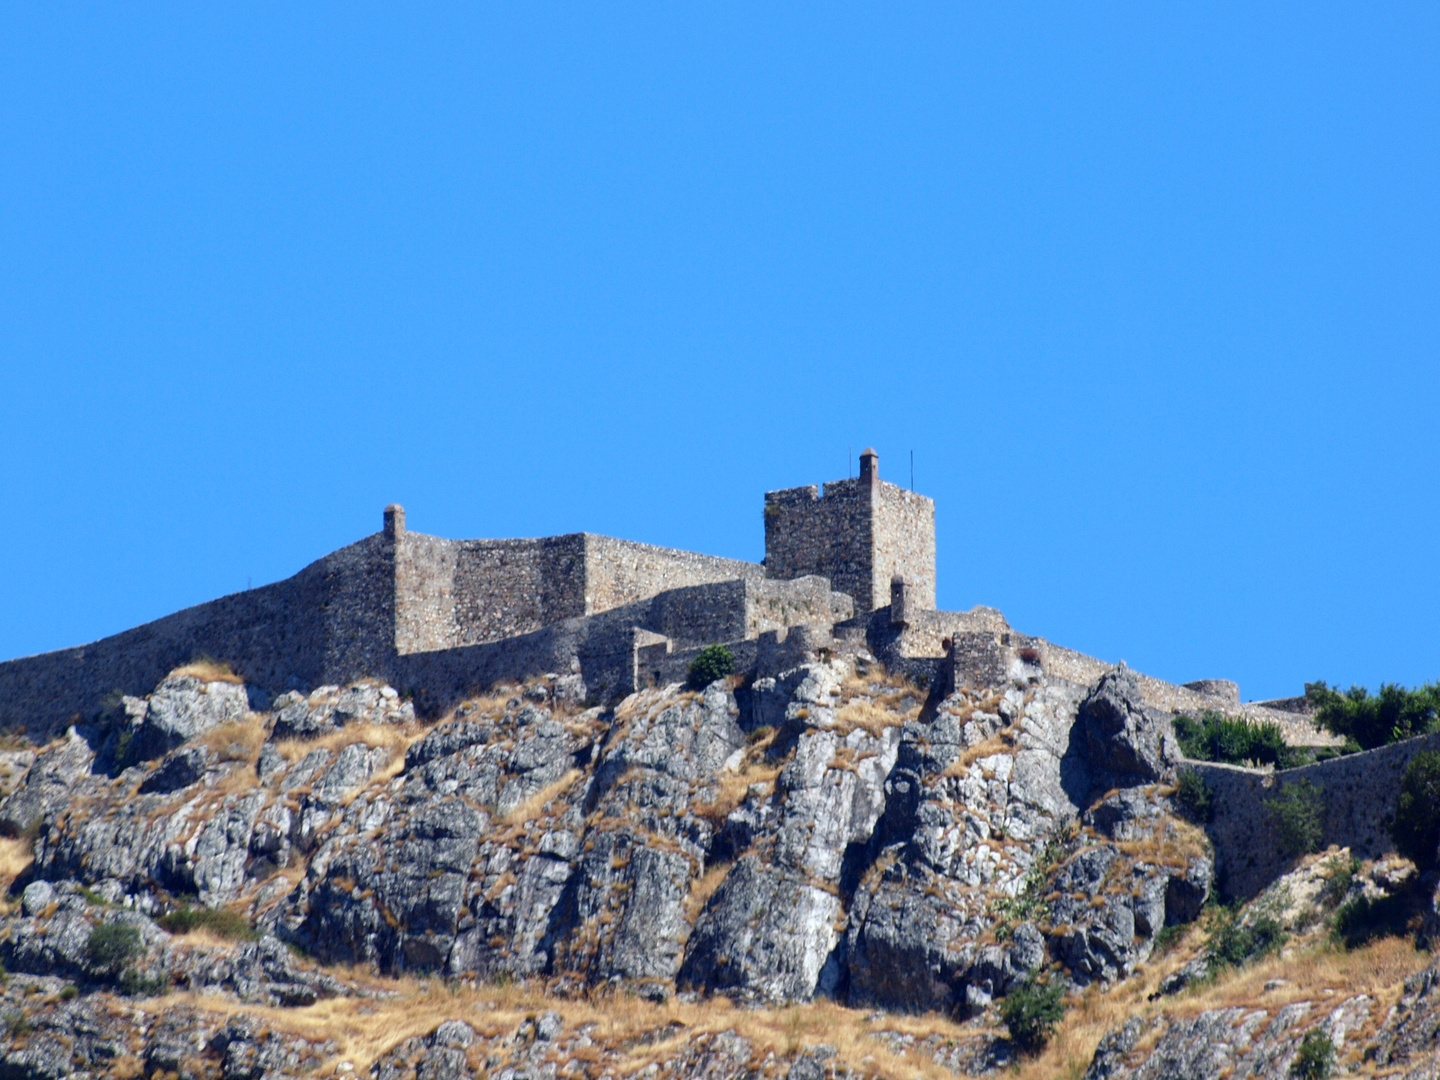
1193, 731, 1440, 900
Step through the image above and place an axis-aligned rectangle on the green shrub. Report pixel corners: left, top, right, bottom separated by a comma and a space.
2, 1010, 31, 1037
157, 905, 259, 941
686, 645, 736, 690
1265, 779, 1325, 858
1391, 751, 1440, 867
1207, 911, 1285, 974
1306, 680, 1440, 750
1000, 973, 1067, 1054
1291, 1029, 1334, 1078
1332, 893, 1411, 949
1319, 857, 1360, 908
85, 922, 142, 976
1175, 769, 1213, 824
58, 985, 78, 1002
1174, 711, 1300, 768
117, 969, 169, 997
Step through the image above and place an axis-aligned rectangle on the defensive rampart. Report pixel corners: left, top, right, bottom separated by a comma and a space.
1192, 732, 1440, 900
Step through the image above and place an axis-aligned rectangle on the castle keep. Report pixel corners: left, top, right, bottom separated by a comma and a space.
0, 448, 1304, 739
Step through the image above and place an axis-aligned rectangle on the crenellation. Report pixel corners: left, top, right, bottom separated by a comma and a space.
0, 446, 1326, 746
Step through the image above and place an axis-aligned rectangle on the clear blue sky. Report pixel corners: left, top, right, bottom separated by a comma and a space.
2, 5, 1436, 702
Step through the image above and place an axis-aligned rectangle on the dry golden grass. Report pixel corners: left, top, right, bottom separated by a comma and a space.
500, 768, 583, 826
684, 860, 732, 923
141, 975, 982, 1079
169, 660, 243, 684
0, 836, 34, 895
271, 721, 420, 765
999, 923, 1432, 1080
834, 698, 909, 737
943, 725, 1020, 777
196, 716, 268, 763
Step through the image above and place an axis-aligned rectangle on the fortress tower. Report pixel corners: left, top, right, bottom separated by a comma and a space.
763, 448, 936, 617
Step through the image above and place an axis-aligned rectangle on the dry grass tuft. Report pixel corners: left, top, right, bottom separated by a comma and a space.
196, 716, 269, 764
685, 860, 732, 923
500, 769, 583, 826
0, 836, 34, 895
271, 722, 421, 765
944, 725, 1020, 777
169, 660, 243, 684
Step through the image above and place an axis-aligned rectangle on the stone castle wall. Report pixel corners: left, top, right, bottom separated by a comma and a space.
394, 531, 759, 655
764, 479, 873, 613
1192, 731, 1440, 900
764, 463, 935, 617
0, 535, 396, 740
583, 535, 763, 614
872, 481, 935, 611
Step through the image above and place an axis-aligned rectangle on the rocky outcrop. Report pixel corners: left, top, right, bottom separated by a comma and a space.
1078, 664, 1181, 789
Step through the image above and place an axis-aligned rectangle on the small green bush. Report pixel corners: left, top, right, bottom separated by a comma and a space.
1306, 680, 1440, 750
1391, 751, 1440, 867
157, 906, 259, 941
2, 1010, 31, 1037
117, 969, 169, 997
1291, 1029, 1334, 1078
1207, 911, 1285, 974
1332, 893, 1411, 949
85, 922, 142, 976
686, 645, 736, 690
1174, 769, 1212, 824
1000, 973, 1067, 1054
58, 985, 78, 1002
1174, 711, 1300, 769
1265, 779, 1325, 858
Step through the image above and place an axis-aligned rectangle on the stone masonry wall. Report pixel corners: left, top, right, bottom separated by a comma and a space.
872, 481, 936, 611
582, 535, 763, 614
764, 467, 935, 617
0, 535, 396, 740
1192, 731, 1440, 900
764, 479, 874, 614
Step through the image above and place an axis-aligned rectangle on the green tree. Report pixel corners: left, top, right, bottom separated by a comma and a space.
1306, 680, 1440, 750
1174, 769, 1212, 824
1391, 751, 1440, 867
1000, 973, 1067, 1054
687, 645, 736, 690
1265, 779, 1325, 858
86, 922, 142, 976
1291, 1030, 1334, 1078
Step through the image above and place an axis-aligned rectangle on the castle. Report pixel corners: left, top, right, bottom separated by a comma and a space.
0, 449, 1314, 740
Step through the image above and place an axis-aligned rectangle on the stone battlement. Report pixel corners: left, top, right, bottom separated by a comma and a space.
0, 449, 1320, 743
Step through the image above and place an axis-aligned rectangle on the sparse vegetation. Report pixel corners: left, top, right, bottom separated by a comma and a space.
86, 921, 143, 976
1291, 1029, 1334, 1078
1332, 892, 1412, 949
169, 658, 243, 684
1391, 751, 1440, 867
1174, 769, 1212, 824
1000, 972, 1067, 1054
1206, 909, 1285, 974
1306, 679, 1440, 750
1265, 779, 1325, 858
1174, 711, 1300, 768
686, 646, 735, 690
157, 905, 259, 941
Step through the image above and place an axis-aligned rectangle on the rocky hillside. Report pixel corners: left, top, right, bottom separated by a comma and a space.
0, 655, 1438, 1078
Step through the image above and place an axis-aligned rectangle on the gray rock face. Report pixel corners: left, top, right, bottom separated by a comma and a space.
0, 727, 94, 834
270, 682, 414, 740
1078, 665, 1181, 787
131, 675, 250, 762
843, 681, 1082, 1013
681, 663, 900, 1004
1082, 997, 1374, 1080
